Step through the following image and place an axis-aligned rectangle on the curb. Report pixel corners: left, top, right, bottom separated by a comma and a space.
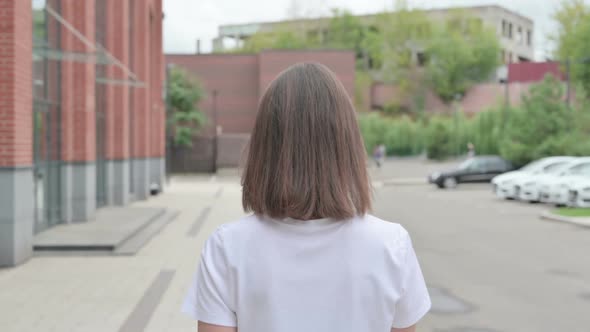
540, 211, 590, 228
382, 178, 427, 186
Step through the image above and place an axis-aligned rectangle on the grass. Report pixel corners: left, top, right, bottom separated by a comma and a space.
554, 208, 590, 217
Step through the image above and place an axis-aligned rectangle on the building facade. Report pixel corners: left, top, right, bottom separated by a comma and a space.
0, 0, 165, 266
214, 5, 534, 63
166, 50, 356, 172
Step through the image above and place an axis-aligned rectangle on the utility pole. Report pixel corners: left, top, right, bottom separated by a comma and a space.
566, 58, 571, 107
212, 90, 219, 173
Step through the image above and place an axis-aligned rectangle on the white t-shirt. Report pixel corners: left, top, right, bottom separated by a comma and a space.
182, 214, 431, 332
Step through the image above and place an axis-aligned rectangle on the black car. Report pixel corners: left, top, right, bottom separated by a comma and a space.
428, 155, 514, 189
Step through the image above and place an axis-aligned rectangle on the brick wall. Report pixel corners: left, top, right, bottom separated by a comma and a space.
166, 50, 356, 136
258, 50, 356, 102
165, 50, 356, 170
104, 0, 129, 160
60, 0, 96, 162
150, 0, 165, 159
167, 54, 260, 135
0, 0, 33, 167
508, 61, 564, 83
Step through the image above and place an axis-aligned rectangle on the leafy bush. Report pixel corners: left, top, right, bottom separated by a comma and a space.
469, 107, 504, 155
383, 116, 424, 156
425, 116, 454, 160
499, 75, 574, 166
359, 75, 590, 164
167, 67, 207, 147
358, 113, 389, 154
358, 113, 424, 156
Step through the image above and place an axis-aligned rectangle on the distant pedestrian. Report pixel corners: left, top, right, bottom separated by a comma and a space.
373, 143, 386, 168
467, 142, 476, 158
183, 63, 431, 332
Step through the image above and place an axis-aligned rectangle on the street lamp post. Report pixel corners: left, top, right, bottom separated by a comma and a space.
212, 89, 219, 173
564, 57, 590, 107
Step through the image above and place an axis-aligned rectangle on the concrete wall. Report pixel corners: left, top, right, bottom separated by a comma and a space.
0, 0, 35, 267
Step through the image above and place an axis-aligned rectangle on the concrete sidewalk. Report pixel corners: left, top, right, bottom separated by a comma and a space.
0, 176, 246, 332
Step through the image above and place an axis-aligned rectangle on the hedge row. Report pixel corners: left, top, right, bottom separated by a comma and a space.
358, 75, 590, 166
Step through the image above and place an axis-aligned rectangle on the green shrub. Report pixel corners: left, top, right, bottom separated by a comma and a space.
358, 113, 389, 153
499, 75, 575, 166
469, 107, 504, 155
383, 115, 424, 156
425, 116, 454, 160
359, 113, 425, 156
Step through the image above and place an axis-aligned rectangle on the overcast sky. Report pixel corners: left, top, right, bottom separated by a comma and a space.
163, 0, 585, 60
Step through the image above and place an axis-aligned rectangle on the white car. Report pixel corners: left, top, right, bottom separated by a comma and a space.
567, 177, 590, 208
539, 159, 590, 206
492, 156, 576, 200
518, 157, 590, 202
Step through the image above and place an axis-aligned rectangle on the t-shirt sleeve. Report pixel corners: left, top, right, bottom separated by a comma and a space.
391, 230, 432, 329
182, 227, 237, 327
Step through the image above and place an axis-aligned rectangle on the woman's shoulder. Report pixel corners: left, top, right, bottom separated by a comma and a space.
354, 214, 412, 253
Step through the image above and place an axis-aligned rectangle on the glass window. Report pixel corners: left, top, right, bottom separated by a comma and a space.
543, 162, 568, 173
521, 160, 543, 172
486, 158, 508, 172
527, 30, 532, 46
568, 163, 590, 175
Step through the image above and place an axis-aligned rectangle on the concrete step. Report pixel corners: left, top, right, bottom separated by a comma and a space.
33, 207, 177, 255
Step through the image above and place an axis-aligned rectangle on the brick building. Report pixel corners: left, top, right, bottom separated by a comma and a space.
0, 0, 165, 266
166, 50, 355, 172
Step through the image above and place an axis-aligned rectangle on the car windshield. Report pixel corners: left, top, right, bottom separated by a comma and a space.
546, 162, 575, 174
520, 160, 543, 172
543, 162, 568, 173
458, 159, 476, 170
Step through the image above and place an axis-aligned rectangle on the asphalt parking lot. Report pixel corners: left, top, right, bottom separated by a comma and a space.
374, 182, 590, 332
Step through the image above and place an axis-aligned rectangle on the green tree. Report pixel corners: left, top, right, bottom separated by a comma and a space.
237, 28, 308, 53
325, 9, 365, 50
499, 75, 573, 166
552, 0, 590, 94
426, 12, 500, 102
167, 67, 207, 147
374, 0, 432, 110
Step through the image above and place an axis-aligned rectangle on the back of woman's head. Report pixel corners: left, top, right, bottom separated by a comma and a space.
242, 62, 371, 220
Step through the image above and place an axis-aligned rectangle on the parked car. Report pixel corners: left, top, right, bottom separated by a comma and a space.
517, 158, 590, 202
540, 158, 590, 206
429, 156, 513, 189
568, 177, 590, 208
492, 156, 575, 200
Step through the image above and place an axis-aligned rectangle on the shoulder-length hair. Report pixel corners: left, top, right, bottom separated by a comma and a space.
241, 62, 371, 220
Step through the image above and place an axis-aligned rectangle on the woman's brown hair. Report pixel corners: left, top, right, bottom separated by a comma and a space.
241, 62, 371, 220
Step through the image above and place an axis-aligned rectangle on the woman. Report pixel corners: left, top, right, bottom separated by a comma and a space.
183, 63, 431, 332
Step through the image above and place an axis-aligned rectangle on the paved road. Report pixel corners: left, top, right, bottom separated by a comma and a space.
374, 183, 590, 332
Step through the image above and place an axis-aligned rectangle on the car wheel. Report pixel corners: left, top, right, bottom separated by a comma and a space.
514, 186, 521, 200
443, 177, 458, 189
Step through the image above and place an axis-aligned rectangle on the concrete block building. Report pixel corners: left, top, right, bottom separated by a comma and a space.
0, 0, 165, 266
214, 5, 535, 64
